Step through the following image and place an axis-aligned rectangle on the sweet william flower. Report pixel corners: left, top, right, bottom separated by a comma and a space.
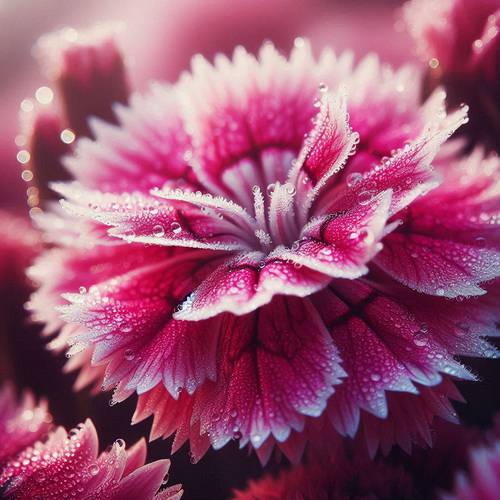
403, 0, 500, 151
0, 384, 182, 500
29, 36, 500, 463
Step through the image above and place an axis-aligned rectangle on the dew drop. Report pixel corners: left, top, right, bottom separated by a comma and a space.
88, 464, 100, 476
413, 333, 428, 347
114, 438, 125, 448
153, 224, 165, 237
79, 286, 87, 294
170, 222, 182, 234
358, 190, 375, 206
346, 172, 362, 188
124, 349, 135, 361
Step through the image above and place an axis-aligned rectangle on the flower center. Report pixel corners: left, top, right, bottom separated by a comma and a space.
250, 180, 300, 252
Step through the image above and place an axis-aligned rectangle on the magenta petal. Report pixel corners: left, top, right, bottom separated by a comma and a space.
317, 106, 468, 219
312, 277, 479, 437
199, 296, 345, 449
55, 183, 247, 252
360, 377, 463, 457
179, 43, 318, 201
0, 416, 174, 499
174, 251, 330, 320
64, 85, 196, 194
290, 90, 358, 222
60, 252, 222, 398
122, 438, 147, 477
112, 459, 173, 500
282, 190, 392, 278
0, 420, 100, 497
376, 233, 500, 298
376, 149, 500, 297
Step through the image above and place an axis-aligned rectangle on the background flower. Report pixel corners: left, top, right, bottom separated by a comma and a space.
233, 415, 500, 499
0, 384, 181, 500
403, 0, 500, 151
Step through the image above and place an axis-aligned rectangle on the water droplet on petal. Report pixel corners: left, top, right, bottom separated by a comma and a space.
358, 190, 375, 206
346, 172, 362, 188
170, 222, 182, 234
153, 224, 165, 237
414, 333, 428, 347
124, 349, 135, 361
318, 82, 328, 92
88, 464, 100, 476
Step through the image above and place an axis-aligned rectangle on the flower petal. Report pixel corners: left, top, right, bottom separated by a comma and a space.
281, 189, 392, 278
112, 459, 173, 500
179, 42, 319, 204
198, 296, 345, 449
315, 106, 469, 218
312, 277, 476, 438
64, 84, 197, 194
55, 183, 248, 252
289, 90, 358, 223
60, 251, 224, 398
174, 251, 330, 320
376, 149, 500, 297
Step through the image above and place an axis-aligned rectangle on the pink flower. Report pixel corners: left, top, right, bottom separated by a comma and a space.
30, 35, 500, 464
403, 0, 500, 150
0, 384, 182, 499
446, 440, 500, 500
232, 452, 416, 499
